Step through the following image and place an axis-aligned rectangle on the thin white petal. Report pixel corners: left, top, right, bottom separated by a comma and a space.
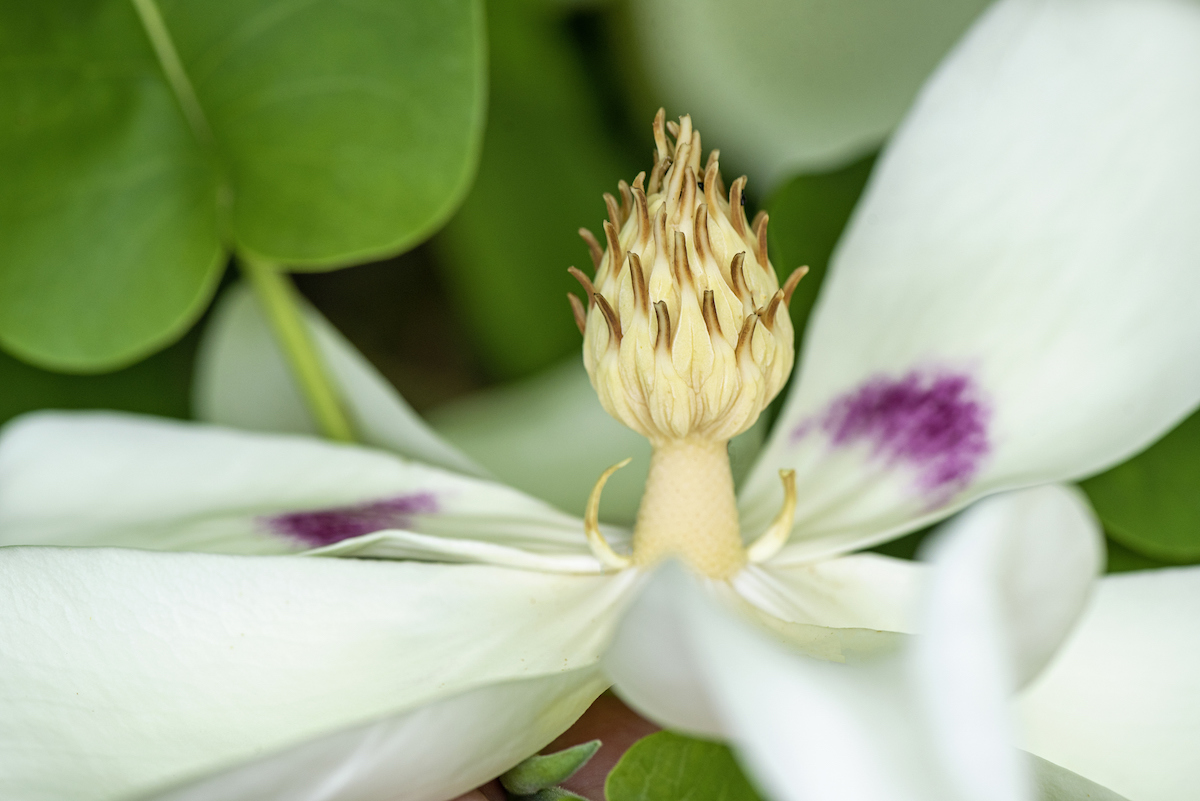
146, 669, 607, 801
911, 485, 1101, 801
744, 0, 1200, 554
0, 412, 597, 555
916, 485, 1103, 688
0, 547, 634, 800
428, 359, 651, 524
1019, 566, 1200, 801
194, 282, 481, 477
734, 553, 922, 632
608, 564, 1028, 801
629, 0, 991, 183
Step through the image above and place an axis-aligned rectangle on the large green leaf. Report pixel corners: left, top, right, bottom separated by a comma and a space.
434, 0, 638, 379
605, 732, 763, 801
0, 0, 485, 371
1080, 407, 1200, 563
765, 152, 877, 359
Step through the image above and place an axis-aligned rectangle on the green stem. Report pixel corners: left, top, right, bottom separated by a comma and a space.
240, 255, 356, 442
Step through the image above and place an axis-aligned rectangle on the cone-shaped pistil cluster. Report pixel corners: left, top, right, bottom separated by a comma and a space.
573, 112, 802, 447
573, 112, 805, 579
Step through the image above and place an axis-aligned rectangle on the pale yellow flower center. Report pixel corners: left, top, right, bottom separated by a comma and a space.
575, 111, 803, 579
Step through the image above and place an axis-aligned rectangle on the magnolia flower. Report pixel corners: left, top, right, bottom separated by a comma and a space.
2, 1, 1200, 800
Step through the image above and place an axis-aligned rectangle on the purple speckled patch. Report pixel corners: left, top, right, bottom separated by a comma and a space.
798, 370, 990, 495
263, 492, 439, 548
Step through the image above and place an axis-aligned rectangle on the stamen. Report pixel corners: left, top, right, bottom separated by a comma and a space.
760, 289, 785, 331
617, 180, 633, 224
703, 159, 721, 213
629, 252, 649, 313
754, 212, 770, 267
632, 186, 650, 248
632, 171, 646, 191
745, 470, 797, 563
654, 300, 672, 352
584, 458, 634, 570
652, 108, 669, 163
693, 203, 713, 266
735, 312, 758, 356
604, 220, 624, 279
672, 231, 693, 289
729, 252, 747, 296
729, 177, 748, 237
594, 293, 622, 345
782, 265, 809, 305
604, 193, 622, 232
579, 228, 603, 270
567, 293, 587, 335
701, 290, 722, 337
567, 266, 596, 307
680, 167, 697, 219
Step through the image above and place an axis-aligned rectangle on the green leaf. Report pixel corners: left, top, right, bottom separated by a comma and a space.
765, 152, 877, 357
1103, 535, 1171, 574
1079, 407, 1200, 563
501, 739, 601, 796
605, 732, 763, 801
434, 0, 638, 379
525, 789, 591, 801
0, 0, 485, 371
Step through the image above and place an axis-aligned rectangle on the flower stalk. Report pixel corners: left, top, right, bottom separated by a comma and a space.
239, 254, 356, 442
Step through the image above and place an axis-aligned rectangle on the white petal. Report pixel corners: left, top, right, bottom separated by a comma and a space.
734, 553, 922, 632
0, 412, 597, 555
0, 546, 634, 800
917, 485, 1103, 688
743, 0, 1200, 555
607, 563, 1026, 801
1019, 566, 1200, 801
629, 0, 991, 184
911, 485, 1101, 801
147, 669, 607, 801
602, 565, 725, 739
194, 282, 481, 477
427, 359, 651, 524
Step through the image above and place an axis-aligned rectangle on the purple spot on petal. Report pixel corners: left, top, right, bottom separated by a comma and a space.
799, 369, 991, 495
262, 492, 439, 548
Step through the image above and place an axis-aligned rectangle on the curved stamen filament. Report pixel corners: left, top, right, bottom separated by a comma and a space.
745, 469, 798, 563
585, 458, 634, 570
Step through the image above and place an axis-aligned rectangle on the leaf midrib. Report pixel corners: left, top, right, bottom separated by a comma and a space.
130, 0, 214, 148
